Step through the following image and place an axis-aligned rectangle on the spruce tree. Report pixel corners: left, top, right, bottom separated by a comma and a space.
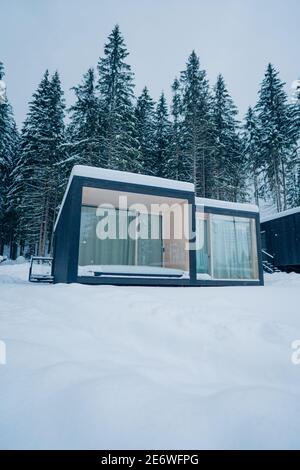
286, 147, 300, 208
97, 25, 140, 172
255, 64, 296, 212
242, 107, 262, 205
165, 78, 185, 180
211, 75, 244, 202
180, 51, 214, 196
291, 80, 300, 104
287, 84, 300, 208
135, 87, 156, 174
0, 62, 20, 258
66, 68, 103, 172
19, 70, 65, 256
153, 92, 171, 177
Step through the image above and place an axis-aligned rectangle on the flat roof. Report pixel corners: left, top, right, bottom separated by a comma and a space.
54, 166, 260, 231
54, 165, 194, 230
261, 206, 300, 223
72, 165, 194, 192
195, 197, 259, 213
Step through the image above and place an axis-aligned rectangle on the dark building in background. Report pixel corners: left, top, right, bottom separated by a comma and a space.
261, 208, 300, 273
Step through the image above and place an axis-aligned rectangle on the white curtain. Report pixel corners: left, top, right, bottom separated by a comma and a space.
211, 215, 256, 279
196, 218, 209, 274
78, 206, 163, 269
137, 213, 163, 267
79, 207, 136, 267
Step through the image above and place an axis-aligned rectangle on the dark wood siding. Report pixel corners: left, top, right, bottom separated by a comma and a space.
261, 212, 300, 270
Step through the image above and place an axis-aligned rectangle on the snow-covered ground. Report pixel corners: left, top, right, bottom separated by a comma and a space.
0, 263, 300, 450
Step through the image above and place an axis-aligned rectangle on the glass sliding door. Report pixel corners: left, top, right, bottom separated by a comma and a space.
211, 214, 258, 280
196, 211, 259, 281
79, 207, 136, 269
78, 187, 190, 278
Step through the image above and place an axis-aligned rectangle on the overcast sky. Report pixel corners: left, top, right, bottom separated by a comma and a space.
2, 0, 300, 125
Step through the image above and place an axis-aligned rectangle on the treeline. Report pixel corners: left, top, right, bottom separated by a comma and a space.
0, 25, 300, 258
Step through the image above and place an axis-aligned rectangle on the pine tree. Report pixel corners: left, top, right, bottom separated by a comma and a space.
135, 87, 156, 174
0, 62, 20, 258
211, 75, 244, 202
180, 51, 214, 196
97, 25, 140, 172
255, 64, 296, 212
153, 92, 171, 177
291, 80, 300, 105
165, 78, 185, 180
286, 146, 300, 208
287, 83, 300, 208
19, 70, 65, 256
65, 68, 103, 175
5, 125, 21, 259
242, 107, 262, 205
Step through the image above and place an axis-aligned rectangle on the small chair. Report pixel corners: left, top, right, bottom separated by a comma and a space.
29, 256, 54, 283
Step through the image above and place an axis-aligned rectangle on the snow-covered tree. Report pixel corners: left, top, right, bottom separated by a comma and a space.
291, 80, 300, 105
286, 147, 300, 208
0, 62, 6, 105
153, 92, 171, 177
255, 64, 298, 212
135, 87, 156, 174
211, 75, 244, 202
65, 68, 103, 174
287, 80, 300, 208
97, 25, 140, 172
165, 78, 185, 180
0, 62, 20, 258
180, 51, 214, 196
19, 70, 65, 256
242, 107, 262, 205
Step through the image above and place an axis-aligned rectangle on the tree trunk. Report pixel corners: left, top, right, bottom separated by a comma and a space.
281, 159, 287, 211
38, 194, 49, 257
254, 169, 259, 206
273, 155, 282, 212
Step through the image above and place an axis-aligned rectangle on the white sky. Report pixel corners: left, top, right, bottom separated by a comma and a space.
2, 0, 299, 125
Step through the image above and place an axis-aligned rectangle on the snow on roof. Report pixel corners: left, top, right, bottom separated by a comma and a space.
54, 165, 194, 231
195, 197, 259, 213
72, 165, 194, 192
261, 206, 300, 223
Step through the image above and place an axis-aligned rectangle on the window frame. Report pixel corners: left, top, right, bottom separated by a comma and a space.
195, 206, 262, 283
74, 180, 195, 282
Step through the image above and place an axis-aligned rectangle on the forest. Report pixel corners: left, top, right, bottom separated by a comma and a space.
0, 25, 299, 258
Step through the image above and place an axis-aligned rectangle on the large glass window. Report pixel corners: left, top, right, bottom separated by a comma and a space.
79, 207, 137, 267
196, 212, 259, 280
78, 187, 191, 278
196, 214, 210, 275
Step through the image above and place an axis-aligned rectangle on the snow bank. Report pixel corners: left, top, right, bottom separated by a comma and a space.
0, 263, 300, 450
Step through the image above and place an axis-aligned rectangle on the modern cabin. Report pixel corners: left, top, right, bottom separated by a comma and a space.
261, 207, 300, 273
52, 165, 264, 286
